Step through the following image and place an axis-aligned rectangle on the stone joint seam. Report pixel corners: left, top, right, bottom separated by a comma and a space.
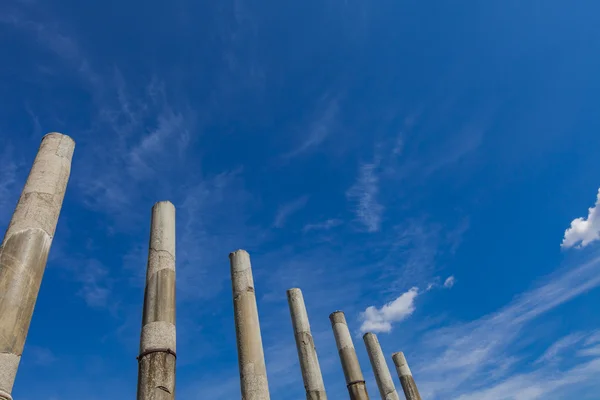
347, 380, 366, 388
3, 228, 52, 244
137, 348, 176, 361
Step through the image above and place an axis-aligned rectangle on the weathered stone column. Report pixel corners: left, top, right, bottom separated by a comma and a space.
137, 201, 176, 400
392, 352, 421, 400
287, 288, 327, 400
363, 333, 399, 400
329, 311, 370, 400
0, 133, 74, 400
230, 250, 270, 400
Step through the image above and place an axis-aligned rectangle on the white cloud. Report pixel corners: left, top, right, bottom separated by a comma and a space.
535, 332, 585, 365
302, 218, 343, 233
444, 275, 456, 288
412, 254, 600, 399
359, 287, 419, 333
454, 335, 600, 400
273, 195, 309, 228
347, 162, 383, 232
562, 188, 600, 249
283, 96, 339, 159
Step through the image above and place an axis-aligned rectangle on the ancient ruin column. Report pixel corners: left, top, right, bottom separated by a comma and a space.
392, 352, 421, 400
287, 288, 327, 400
137, 201, 176, 400
329, 311, 370, 400
230, 250, 270, 400
363, 333, 399, 400
0, 133, 74, 400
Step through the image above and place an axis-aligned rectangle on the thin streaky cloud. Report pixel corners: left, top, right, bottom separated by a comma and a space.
273, 195, 309, 228
416, 254, 600, 398
302, 218, 343, 233
347, 161, 383, 232
283, 96, 340, 159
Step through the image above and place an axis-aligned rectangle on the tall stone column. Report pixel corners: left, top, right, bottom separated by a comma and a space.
137, 201, 177, 400
329, 311, 370, 400
0, 133, 75, 400
287, 288, 327, 400
392, 352, 421, 400
230, 250, 270, 400
363, 333, 399, 400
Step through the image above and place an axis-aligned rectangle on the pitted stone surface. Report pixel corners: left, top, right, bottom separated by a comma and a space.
137, 352, 176, 400
146, 250, 175, 281
140, 321, 176, 353
230, 250, 270, 400
0, 133, 74, 398
287, 288, 327, 399
138, 202, 176, 400
392, 352, 412, 377
330, 312, 354, 350
7, 133, 74, 237
364, 333, 399, 400
287, 288, 311, 333
399, 377, 421, 400
392, 353, 421, 400
0, 353, 19, 394
148, 202, 176, 256
329, 311, 369, 399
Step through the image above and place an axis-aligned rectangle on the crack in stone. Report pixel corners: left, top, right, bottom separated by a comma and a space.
157, 386, 171, 394
149, 248, 175, 259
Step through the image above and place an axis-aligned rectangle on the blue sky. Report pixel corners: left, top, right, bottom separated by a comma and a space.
1, 0, 600, 399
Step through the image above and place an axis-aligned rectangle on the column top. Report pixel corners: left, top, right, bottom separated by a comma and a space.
329, 310, 347, 325
229, 249, 249, 258
392, 352, 412, 377
42, 131, 74, 141
153, 200, 175, 208
363, 332, 377, 340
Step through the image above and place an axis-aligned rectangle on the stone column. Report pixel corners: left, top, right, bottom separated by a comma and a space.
392, 352, 421, 400
329, 311, 370, 400
287, 288, 327, 400
137, 201, 177, 400
230, 250, 270, 400
0, 133, 75, 400
363, 333, 399, 400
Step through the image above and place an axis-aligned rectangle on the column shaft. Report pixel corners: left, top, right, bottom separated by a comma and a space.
392, 352, 421, 400
287, 288, 327, 400
0, 133, 74, 400
230, 250, 270, 400
329, 311, 370, 400
137, 201, 177, 400
363, 333, 399, 400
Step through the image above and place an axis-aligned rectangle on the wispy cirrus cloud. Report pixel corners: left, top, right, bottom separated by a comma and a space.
347, 161, 383, 232
303, 218, 343, 233
273, 195, 309, 228
411, 254, 600, 399
283, 96, 340, 159
534, 332, 586, 365
562, 188, 600, 249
